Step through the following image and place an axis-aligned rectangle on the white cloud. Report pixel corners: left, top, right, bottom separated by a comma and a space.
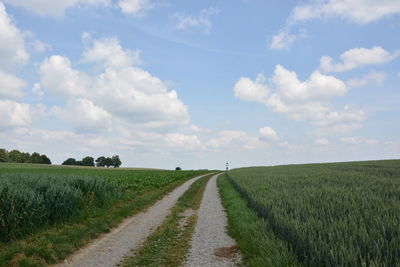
39, 55, 91, 97
2, 0, 111, 17
278, 141, 307, 151
259, 126, 279, 141
175, 7, 219, 34
118, 0, 154, 16
319, 46, 399, 73
269, 29, 306, 50
315, 123, 362, 135
234, 64, 365, 134
234, 74, 269, 102
164, 133, 202, 151
33, 40, 51, 53
83, 37, 142, 69
314, 138, 330, 145
290, 0, 400, 24
31, 83, 44, 99
190, 124, 211, 134
207, 130, 265, 150
340, 136, 378, 145
0, 100, 34, 130
0, 3, 29, 71
347, 71, 386, 88
54, 98, 112, 133
0, 70, 26, 99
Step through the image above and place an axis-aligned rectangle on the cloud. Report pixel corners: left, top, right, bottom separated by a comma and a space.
54, 98, 112, 133
234, 64, 365, 133
340, 136, 378, 145
83, 37, 142, 69
233, 74, 269, 102
347, 71, 386, 88
269, 29, 306, 50
290, 0, 400, 24
0, 3, 29, 71
39, 55, 91, 97
164, 133, 202, 151
2, 0, 111, 17
0, 70, 26, 99
118, 0, 154, 16
207, 130, 265, 150
190, 124, 211, 134
315, 123, 362, 135
0, 100, 40, 130
259, 126, 279, 141
319, 46, 399, 73
175, 7, 219, 34
39, 37, 189, 131
314, 138, 330, 145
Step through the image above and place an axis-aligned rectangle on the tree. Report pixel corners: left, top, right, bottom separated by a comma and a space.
0, 149, 8, 162
8, 150, 23, 163
62, 158, 77, 165
104, 157, 113, 168
82, 156, 95, 167
175, 167, 182, 171
40, 154, 51, 164
111, 155, 122, 168
95, 156, 106, 167
30, 152, 42, 164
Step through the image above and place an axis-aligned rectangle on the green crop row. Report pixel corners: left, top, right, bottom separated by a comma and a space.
0, 174, 120, 242
228, 160, 400, 266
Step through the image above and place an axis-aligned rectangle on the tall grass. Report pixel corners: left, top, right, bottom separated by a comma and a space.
228, 160, 400, 266
0, 174, 120, 242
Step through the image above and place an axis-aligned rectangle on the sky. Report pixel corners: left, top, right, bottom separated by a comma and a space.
0, 0, 399, 170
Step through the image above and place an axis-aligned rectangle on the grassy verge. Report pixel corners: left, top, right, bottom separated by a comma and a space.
217, 173, 300, 267
119, 173, 214, 267
0, 175, 202, 267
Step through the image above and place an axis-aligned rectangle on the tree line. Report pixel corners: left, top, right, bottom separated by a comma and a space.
62, 155, 122, 168
0, 148, 51, 165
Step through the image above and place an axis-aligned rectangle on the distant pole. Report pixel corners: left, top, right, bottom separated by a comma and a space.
226, 162, 229, 172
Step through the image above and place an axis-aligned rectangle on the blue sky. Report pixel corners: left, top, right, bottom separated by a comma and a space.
0, 0, 399, 169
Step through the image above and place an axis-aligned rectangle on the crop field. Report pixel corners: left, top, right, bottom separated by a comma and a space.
227, 160, 400, 266
0, 163, 207, 266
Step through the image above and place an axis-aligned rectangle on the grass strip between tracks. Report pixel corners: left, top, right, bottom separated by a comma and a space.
217, 173, 300, 267
0, 175, 203, 267
119, 173, 214, 267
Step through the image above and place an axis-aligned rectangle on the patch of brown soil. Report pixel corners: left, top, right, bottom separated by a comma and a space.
213, 245, 239, 259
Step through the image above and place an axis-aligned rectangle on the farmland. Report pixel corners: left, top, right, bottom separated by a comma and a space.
0, 163, 207, 266
224, 160, 400, 266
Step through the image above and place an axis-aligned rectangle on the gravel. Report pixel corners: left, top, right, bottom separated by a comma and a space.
55, 173, 210, 267
185, 173, 241, 267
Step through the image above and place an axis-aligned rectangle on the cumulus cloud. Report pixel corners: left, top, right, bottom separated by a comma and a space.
164, 133, 202, 150
234, 64, 365, 133
83, 37, 142, 69
0, 3, 29, 71
269, 29, 306, 50
118, 0, 154, 16
340, 136, 378, 145
54, 98, 112, 133
39, 37, 189, 131
233, 74, 269, 102
207, 130, 265, 150
39, 55, 91, 97
175, 7, 219, 34
0, 70, 26, 99
347, 71, 386, 88
319, 46, 399, 73
259, 126, 279, 141
2, 0, 111, 17
0, 100, 38, 130
314, 138, 330, 145
290, 0, 400, 24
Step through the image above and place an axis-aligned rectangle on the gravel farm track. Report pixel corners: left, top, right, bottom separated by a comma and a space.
55, 173, 241, 267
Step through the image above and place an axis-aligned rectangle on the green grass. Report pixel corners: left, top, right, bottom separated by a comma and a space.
119, 173, 214, 267
227, 159, 400, 266
218, 173, 300, 267
0, 163, 208, 267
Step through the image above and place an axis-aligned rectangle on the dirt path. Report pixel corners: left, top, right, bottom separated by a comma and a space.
185, 173, 241, 267
55, 173, 211, 267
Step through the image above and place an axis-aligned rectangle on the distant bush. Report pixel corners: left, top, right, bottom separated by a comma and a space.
175, 167, 182, 171
0, 148, 51, 165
